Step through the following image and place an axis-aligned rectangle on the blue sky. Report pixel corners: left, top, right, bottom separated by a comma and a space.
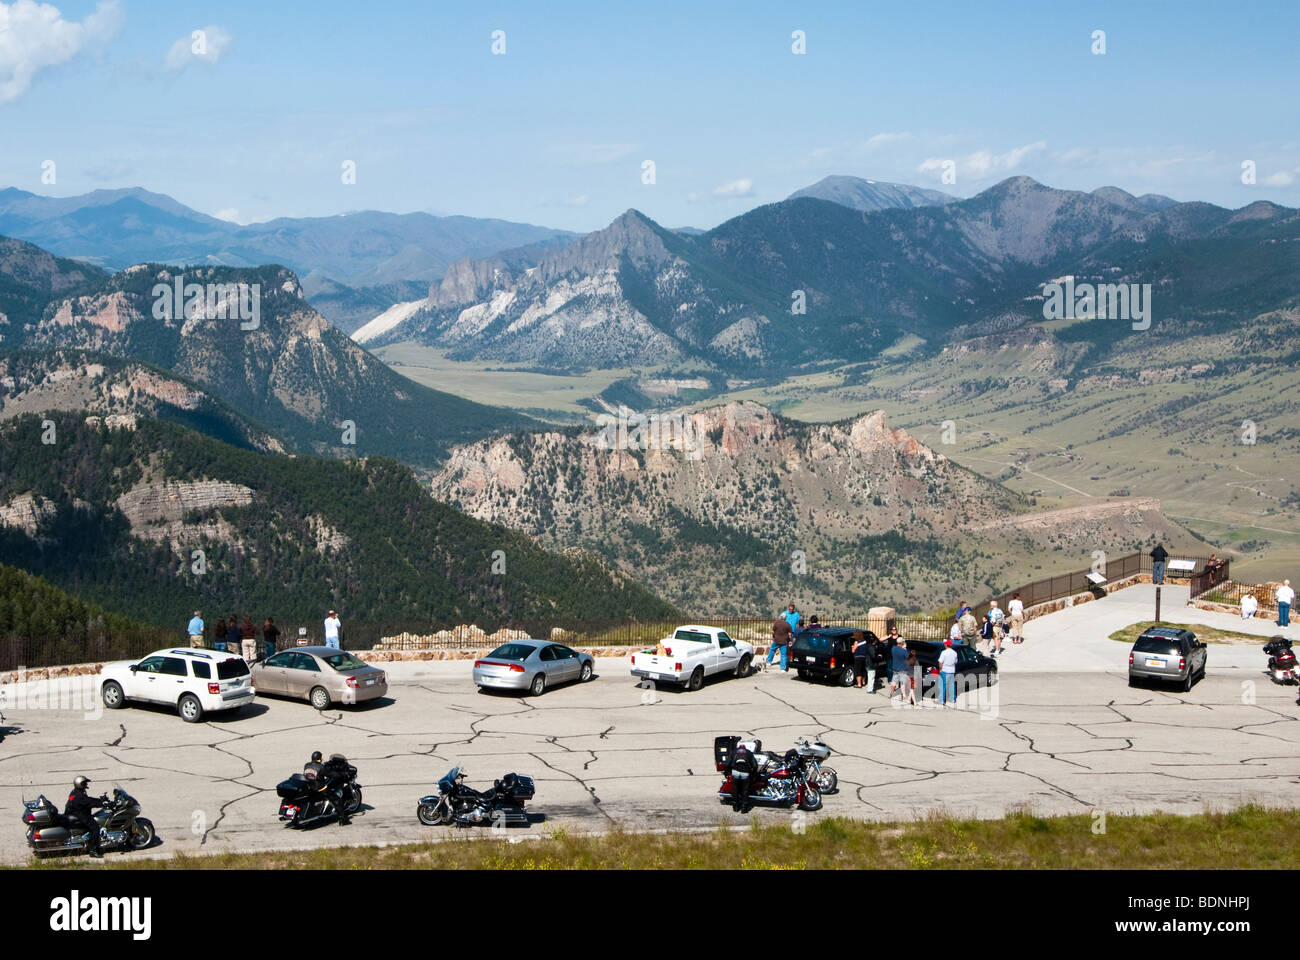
1, 0, 1296, 230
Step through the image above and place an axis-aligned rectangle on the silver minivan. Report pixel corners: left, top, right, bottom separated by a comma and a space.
1128, 628, 1206, 690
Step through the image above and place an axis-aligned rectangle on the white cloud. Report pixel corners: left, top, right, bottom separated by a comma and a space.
866, 131, 911, 147
165, 25, 232, 71
919, 141, 1046, 180
713, 177, 754, 198
1260, 170, 1295, 187
0, 0, 123, 104
214, 207, 241, 222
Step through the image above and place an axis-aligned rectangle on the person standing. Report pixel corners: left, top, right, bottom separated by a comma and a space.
958, 604, 978, 647
905, 648, 919, 706
324, 609, 342, 650
937, 640, 958, 707
1277, 580, 1293, 628
980, 613, 995, 654
262, 617, 280, 659
239, 615, 257, 662
949, 620, 963, 645
225, 616, 241, 655
1150, 544, 1169, 585
782, 603, 802, 633
988, 601, 1005, 656
853, 631, 877, 691
187, 610, 205, 648
1008, 593, 1025, 644
213, 617, 227, 652
768, 612, 793, 672
889, 638, 910, 702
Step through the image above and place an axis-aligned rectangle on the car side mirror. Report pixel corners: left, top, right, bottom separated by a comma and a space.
129, 664, 138, 672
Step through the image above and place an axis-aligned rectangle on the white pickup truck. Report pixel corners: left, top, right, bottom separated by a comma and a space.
629, 625, 754, 691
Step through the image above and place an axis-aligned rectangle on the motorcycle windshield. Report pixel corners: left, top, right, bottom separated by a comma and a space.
438, 768, 459, 793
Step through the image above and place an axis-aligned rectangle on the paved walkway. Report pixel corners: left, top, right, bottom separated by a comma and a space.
996, 583, 1294, 673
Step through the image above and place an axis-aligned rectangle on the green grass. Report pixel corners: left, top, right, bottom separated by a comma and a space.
1108, 621, 1265, 645
374, 342, 638, 419
20, 807, 1298, 870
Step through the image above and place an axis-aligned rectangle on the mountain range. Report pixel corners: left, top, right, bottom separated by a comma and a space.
0, 187, 574, 333
0, 239, 533, 467
430, 401, 1187, 612
0, 412, 677, 630
364, 177, 1299, 376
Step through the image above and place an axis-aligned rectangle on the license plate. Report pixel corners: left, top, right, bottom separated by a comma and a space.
365, 678, 376, 686
1146, 659, 1164, 667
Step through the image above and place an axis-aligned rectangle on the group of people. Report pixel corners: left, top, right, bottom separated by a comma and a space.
186, 611, 281, 660
183, 609, 345, 660
947, 595, 1025, 656
1240, 579, 1294, 627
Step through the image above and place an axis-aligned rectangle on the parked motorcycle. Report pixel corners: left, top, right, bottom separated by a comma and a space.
1263, 637, 1298, 684
417, 766, 535, 827
22, 788, 156, 857
277, 755, 362, 827
715, 735, 823, 812
743, 736, 838, 794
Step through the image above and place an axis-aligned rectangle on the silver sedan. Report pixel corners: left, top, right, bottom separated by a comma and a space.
473, 640, 594, 696
251, 646, 388, 709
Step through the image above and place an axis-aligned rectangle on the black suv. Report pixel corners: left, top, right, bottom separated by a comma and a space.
790, 627, 884, 686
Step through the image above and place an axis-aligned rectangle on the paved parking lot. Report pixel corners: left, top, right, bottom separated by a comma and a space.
3, 646, 1299, 864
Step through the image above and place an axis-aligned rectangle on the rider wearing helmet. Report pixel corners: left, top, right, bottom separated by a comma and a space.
304, 751, 324, 779
65, 776, 108, 858
305, 751, 350, 825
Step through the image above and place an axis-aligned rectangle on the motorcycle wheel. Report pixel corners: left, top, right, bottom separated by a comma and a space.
814, 766, 838, 794
416, 803, 445, 826
798, 784, 823, 812
345, 786, 363, 814
128, 819, 155, 850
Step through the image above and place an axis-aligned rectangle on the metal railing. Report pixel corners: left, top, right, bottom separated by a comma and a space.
1189, 560, 1231, 600
0, 548, 1230, 669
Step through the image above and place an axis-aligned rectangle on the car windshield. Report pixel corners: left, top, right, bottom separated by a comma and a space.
672, 630, 712, 644
793, 634, 832, 654
487, 643, 536, 661
1134, 636, 1181, 655
216, 659, 250, 679
321, 652, 368, 672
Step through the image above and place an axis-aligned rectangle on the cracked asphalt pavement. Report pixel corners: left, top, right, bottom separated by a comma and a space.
3, 647, 1299, 863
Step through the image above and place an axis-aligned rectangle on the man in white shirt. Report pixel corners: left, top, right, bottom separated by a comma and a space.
1277, 579, 1294, 628
1008, 593, 1025, 644
324, 610, 342, 649
937, 640, 959, 706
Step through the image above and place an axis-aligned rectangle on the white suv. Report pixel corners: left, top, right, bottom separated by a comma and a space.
101, 648, 255, 722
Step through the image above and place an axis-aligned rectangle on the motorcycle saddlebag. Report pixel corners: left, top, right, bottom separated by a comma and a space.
499, 773, 534, 800
276, 775, 312, 799
714, 735, 740, 770
25, 798, 59, 828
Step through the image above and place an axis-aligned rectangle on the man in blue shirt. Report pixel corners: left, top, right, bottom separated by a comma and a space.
889, 638, 910, 701
187, 610, 205, 648
782, 603, 802, 631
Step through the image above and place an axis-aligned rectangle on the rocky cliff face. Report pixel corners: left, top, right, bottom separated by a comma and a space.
432, 402, 1023, 611
0, 350, 285, 453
